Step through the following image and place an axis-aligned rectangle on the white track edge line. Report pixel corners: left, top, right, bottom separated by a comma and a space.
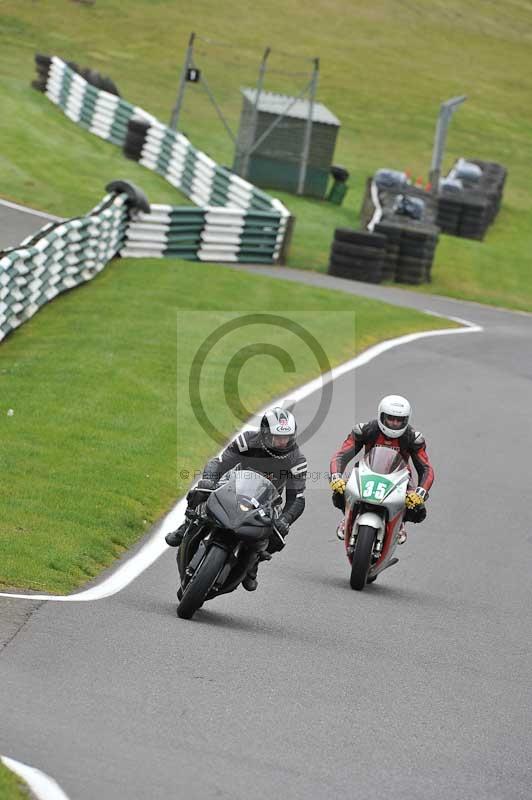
1, 756, 71, 800
0, 314, 482, 602
0, 199, 63, 221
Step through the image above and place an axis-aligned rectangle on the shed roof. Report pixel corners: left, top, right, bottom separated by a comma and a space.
241, 88, 340, 126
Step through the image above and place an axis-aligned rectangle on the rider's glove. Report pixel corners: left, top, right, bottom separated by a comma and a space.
274, 515, 290, 538
405, 488, 426, 509
330, 473, 346, 494
187, 478, 216, 508
270, 515, 290, 552
197, 478, 216, 491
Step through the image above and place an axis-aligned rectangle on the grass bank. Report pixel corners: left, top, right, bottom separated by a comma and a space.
0, 762, 30, 800
0, 259, 456, 593
1, 2, 532, 309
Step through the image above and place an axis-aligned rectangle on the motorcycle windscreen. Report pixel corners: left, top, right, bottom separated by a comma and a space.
363, 445, 408, 475
233, 469, 282, 509
207, 468, 281, 538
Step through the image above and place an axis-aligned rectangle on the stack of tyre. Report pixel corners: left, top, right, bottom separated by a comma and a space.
458, 193, 490, 240
473, 159, 507, 225
32, 53, 121, 96
395, 224, 439, 284
123, 117, 149, 161
434, 191, 462, 237
327, 229, 386, 283
437, 187, 489, 240
32, 53, 53, 92
372, 220, 401, 281
437, 158, 507, 240
373, 221, 439, 284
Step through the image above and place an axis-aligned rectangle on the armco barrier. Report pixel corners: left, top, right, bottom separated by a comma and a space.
33, 56, 291, 264
0, 182, 148, 342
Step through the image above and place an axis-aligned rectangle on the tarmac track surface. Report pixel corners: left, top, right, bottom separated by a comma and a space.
0, 200, 61, 250
1, 206, 531, 799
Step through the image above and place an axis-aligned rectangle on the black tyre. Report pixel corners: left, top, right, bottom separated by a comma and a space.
105, 180, 150, 213
177, 544, 227, 619
328, 265, 376, 282
396, 273, 425, 285
328, 263, 383, 283
399, 243, 430, 259
331, 241, 386, 259
438, 223, 459, 236
436, 212, 460, 225
329, 252, 384, 270
35, 53, 52, 67
99, 75, 121, 97
374, 224, 402, 243
399, 229, 434, 243
128, 117, 151, 135
350, 525, 377, 590
334, 228, 387, 248
397, 255, 428, 270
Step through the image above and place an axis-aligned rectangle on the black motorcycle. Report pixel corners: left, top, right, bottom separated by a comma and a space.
176, 468, 282, 620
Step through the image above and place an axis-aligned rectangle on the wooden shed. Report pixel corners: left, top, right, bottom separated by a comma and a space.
233, 89, 341, 198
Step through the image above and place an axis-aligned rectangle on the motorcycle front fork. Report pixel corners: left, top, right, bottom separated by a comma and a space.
346, 525, 385, 558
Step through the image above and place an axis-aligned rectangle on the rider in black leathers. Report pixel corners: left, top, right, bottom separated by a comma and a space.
166, 407, 307, 590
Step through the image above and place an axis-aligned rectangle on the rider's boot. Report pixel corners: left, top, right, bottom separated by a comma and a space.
398, 522, 407, 545
165, 521, 187, 547
336, 517, 346, 541
242, 551, 272, 591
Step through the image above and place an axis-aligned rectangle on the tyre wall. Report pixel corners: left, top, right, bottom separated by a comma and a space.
336, 179, 439, 286
32, 55, 291, 264
0, 185, 146, 342
437, 159, 507, 240
327, 228, 386, 284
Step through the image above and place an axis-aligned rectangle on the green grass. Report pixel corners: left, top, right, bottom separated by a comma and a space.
0, 259, 456, 593
0, 762, 31, 800
1, 1, 532, 308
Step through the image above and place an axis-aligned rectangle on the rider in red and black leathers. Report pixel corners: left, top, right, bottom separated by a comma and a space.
330, 420, 434, 521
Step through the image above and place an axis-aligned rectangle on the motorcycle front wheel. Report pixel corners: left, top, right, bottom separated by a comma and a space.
177, 544, 227, 619
350, 525, 377, 590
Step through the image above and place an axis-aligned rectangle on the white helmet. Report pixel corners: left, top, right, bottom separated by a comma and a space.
260, 406, 297, 456
377, 395, 411, 439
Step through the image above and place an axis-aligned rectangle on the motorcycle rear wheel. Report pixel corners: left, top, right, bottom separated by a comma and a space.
177, 544, 227, 619
350, 525, 377, 590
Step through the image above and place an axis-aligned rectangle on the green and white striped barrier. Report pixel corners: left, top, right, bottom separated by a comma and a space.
0, 189, 137, 342
33, 56, 291, 264
42, 55, 155, 147
129, 119, 280, 212
121, 204, 288, 263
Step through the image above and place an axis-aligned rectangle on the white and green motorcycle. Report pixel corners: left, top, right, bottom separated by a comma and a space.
343, 445, 410, 590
